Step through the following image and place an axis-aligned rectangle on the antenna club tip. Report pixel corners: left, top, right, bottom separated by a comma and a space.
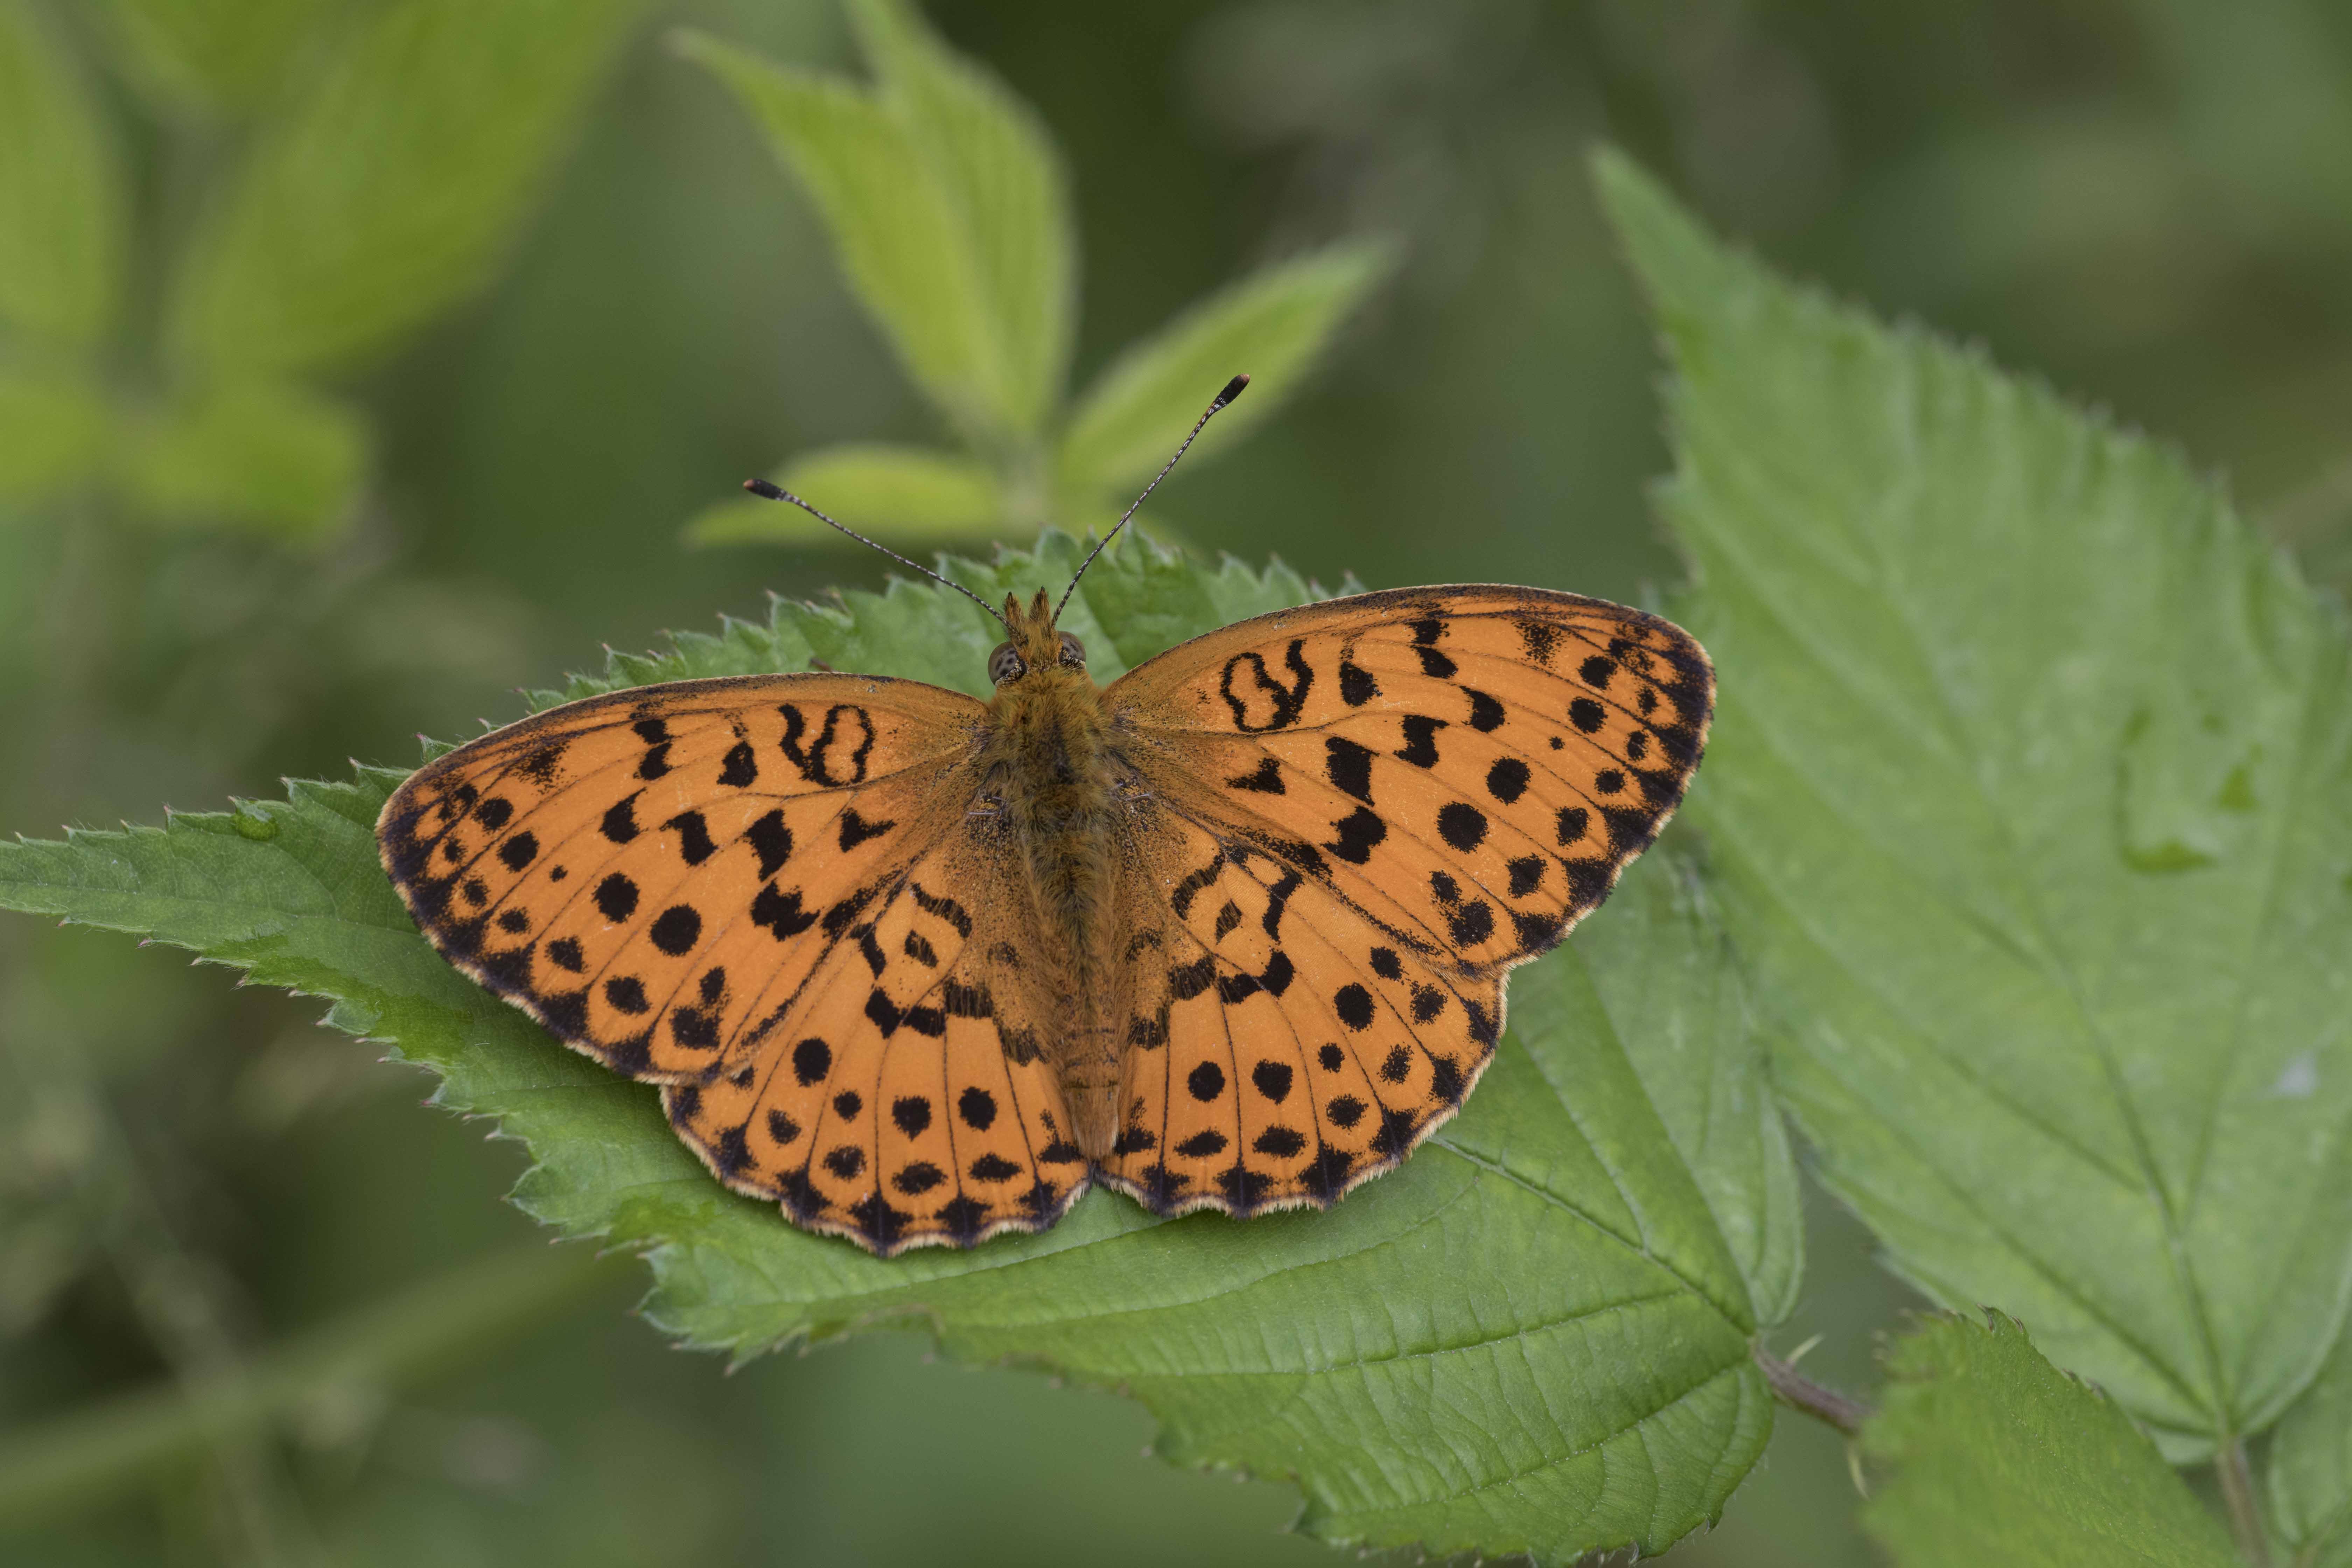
743, 477, 787, 500
1214, 373, 1250, 408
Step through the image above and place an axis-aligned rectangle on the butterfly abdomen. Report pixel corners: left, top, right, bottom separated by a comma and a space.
985, 665, 1128, 1155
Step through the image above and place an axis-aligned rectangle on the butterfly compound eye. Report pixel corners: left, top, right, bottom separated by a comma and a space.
988, 642, 1027, 685
1057, 631, 1086, 667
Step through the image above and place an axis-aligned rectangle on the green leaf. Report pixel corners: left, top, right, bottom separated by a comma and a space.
0, 362, 106, 501
0, 542, 1797, 1566
682, 12, 1074, 441
679, 35, 993, 436
165, 0, 644, 376
2271, 1326, 2352, 1566
95, 0, 332, 118
1599, 148, 2352, 1456
1057, 243, 1393, 497
846, 0, 1073, 436
119, 378, 367, 539
1861, 1314, 2240, 1568
685, 443, 1001, 546
0, 0, 125, 344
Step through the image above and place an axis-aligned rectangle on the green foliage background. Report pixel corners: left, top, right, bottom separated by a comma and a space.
5, 1, 2352, 1564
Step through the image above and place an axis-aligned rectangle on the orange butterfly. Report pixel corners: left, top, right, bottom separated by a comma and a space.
378, 379, 1712, 1255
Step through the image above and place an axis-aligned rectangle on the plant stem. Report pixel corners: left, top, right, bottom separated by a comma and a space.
1752, 1342, 1872, 1436
2216, 1436, 2272, 1567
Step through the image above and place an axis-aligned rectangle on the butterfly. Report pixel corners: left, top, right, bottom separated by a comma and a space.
377, 377, 1713, 1256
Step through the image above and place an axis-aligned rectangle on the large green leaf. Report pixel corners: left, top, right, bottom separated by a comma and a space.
0, 542, 1796, 1565
1861, 1314, 2240, 1568
0, 0, 125, 344
1599, 150, 2352, 1458
2272, 1327, 2352, 1566
1057, 243, 1393, 498
164, 0, 644, 376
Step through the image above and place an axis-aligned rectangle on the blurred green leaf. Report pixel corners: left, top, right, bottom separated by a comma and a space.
96, 0, 332, 118
1860, 1314, 2239, 1568
686, 443, 1000, 546
0, 0, 125, 344
681, 24, 1065, 442
847, 0, 1073, 436
119, 379, 367, 539
165, 0, 644, 376
0, 363, 106, 501
1601, 149, 2352, 1457
0, 541, 1797, 1566
679, 36, 985, 435
1057, 243, 1393, 497
2271, 1328, 2352, 1567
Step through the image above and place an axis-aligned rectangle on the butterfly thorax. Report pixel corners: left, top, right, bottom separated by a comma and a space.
980, 632, 1129, 1155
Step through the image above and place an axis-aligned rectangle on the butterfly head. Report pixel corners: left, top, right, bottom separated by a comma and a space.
988, 588, 1086, 686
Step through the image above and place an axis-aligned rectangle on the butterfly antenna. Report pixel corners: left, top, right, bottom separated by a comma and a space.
741, 479, 1012, 633
1057, 373, 1248, 621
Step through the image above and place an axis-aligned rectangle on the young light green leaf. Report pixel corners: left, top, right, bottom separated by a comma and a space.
686, 443, 1001, 546
846, 0, 1074, 435
119, 378, 366, 539
1861, 1314, 2240, 1568
0, 544, 1797, 1567
1600, 149, 2352, 1457
165, 0, 644, 376
1057, 242, 1393, 497
679, 33, 993, 437
0, 363, 106, 501
0, 0, 125, 344
2271, 1327, 2352, 1566
96, 0, 332, 118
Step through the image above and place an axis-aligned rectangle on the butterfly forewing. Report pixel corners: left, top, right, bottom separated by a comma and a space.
379, 674, 985, 1079
1100, 585, 1713, 1217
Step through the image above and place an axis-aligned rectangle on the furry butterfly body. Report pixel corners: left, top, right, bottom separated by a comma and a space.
378, 581, 1712, 1255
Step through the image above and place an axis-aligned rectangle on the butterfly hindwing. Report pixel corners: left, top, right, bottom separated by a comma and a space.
1100, 808, 1500, 1216
661, 830, 1087, 1254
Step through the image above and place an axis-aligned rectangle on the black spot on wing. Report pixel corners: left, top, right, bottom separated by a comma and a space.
665, 811, 718, 866
1224, 757, 1284, 793
649, 904, 702, 955
1436, 802, 1487, 851
595, 874, 638, 922
1324, 807, 1386, 865
1395, 715, 1446, 768
1324, 737, 1375, 804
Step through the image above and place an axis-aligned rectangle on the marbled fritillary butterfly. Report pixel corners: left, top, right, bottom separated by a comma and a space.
378, 380, 1713, 1254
